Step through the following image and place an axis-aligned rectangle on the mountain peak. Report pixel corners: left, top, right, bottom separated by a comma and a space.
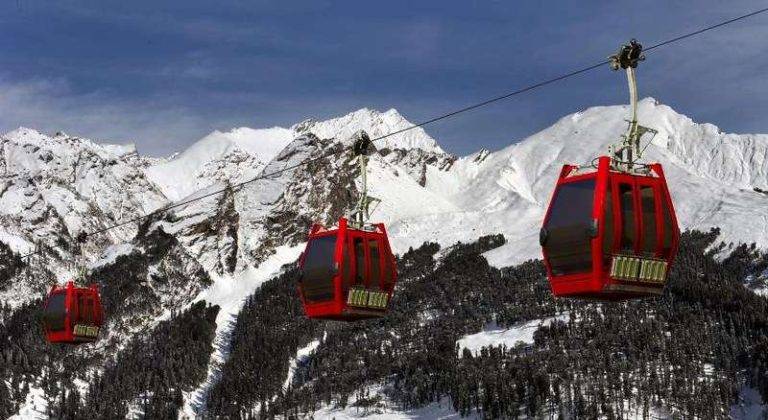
303, 107, 445, 154
4, 126, 50, 143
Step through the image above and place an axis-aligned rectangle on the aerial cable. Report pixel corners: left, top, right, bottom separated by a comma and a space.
19, 6, 768, 259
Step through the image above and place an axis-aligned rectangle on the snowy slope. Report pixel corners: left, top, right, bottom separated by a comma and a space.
456, 314, 570, 356
381, 98, 768, 268
5, 99, 768, 291
0, 127, 168, 298
145, 127, 295, 201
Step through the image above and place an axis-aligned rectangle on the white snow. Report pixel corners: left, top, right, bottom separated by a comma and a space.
0, 231, 33, 255
88, 243, 136, 269
145, 127, 295, 201
377, 99, 768, 267
8, 383, 48, 420
311, 388, 470, 420
300, 108, 444, 155
9, 100, 768, 278
311, 401, 470, 420
0, 126, 167, 271
456, 314, 569, 356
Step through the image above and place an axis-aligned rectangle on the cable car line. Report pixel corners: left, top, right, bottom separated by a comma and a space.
18, 6, 768, 261
643, 6, 768, 52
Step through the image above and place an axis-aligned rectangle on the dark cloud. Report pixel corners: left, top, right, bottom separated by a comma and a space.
0, 0, 766, 156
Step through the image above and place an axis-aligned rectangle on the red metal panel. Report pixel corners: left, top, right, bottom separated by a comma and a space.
608, 174, 622, 252
64, 282, 74, 342
334, 218, 347, 313
591, 156, 610, 292
377, 222, 397, 302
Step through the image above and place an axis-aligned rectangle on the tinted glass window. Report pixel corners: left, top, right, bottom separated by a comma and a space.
619, 184, 636, 251
661, 195, 675, 257
544, 179, 596, 275
43, 293, 67, 331
304, 236, 336, 273
342, 241, 351, 290
354, 238, 366, 285
302, 235, 337, 302
76, 294, 94, 325
602, 183, 614, 265
381, 244, 392, 290
545, 180, 596, 229
640, 186, 658, 255
369, 240, 381, 289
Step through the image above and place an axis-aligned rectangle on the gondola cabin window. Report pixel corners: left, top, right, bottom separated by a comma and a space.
301, 235, 337, 302
77, 294, 95, 324
369, 239, 381, 288
619, 183, 636, 251
43, 293, 67, 331
543, 179, 596, 276
354, 238, 365, 285
640, 185, 658, 255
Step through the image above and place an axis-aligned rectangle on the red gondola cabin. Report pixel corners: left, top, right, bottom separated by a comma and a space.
299, 217, 397, 321
43, 281, 104, 344
540, 156, 680, 299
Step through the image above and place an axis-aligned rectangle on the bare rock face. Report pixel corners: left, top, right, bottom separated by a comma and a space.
382, 147, 456, 186
236, 133, 358, 266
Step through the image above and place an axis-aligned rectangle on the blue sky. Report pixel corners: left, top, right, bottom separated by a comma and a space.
1, 0, 766, 156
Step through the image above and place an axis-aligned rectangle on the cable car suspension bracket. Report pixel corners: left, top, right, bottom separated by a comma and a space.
349, 130, 381, 229
608, 39, 658, 174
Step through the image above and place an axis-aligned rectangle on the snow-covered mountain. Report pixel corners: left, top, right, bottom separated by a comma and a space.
4, 99, 768, 300
3, 100, 768, 418
145, 126, 296, 201
385, 98, 768, 268
144, 107, 444, 202
0, 127, 168, 303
